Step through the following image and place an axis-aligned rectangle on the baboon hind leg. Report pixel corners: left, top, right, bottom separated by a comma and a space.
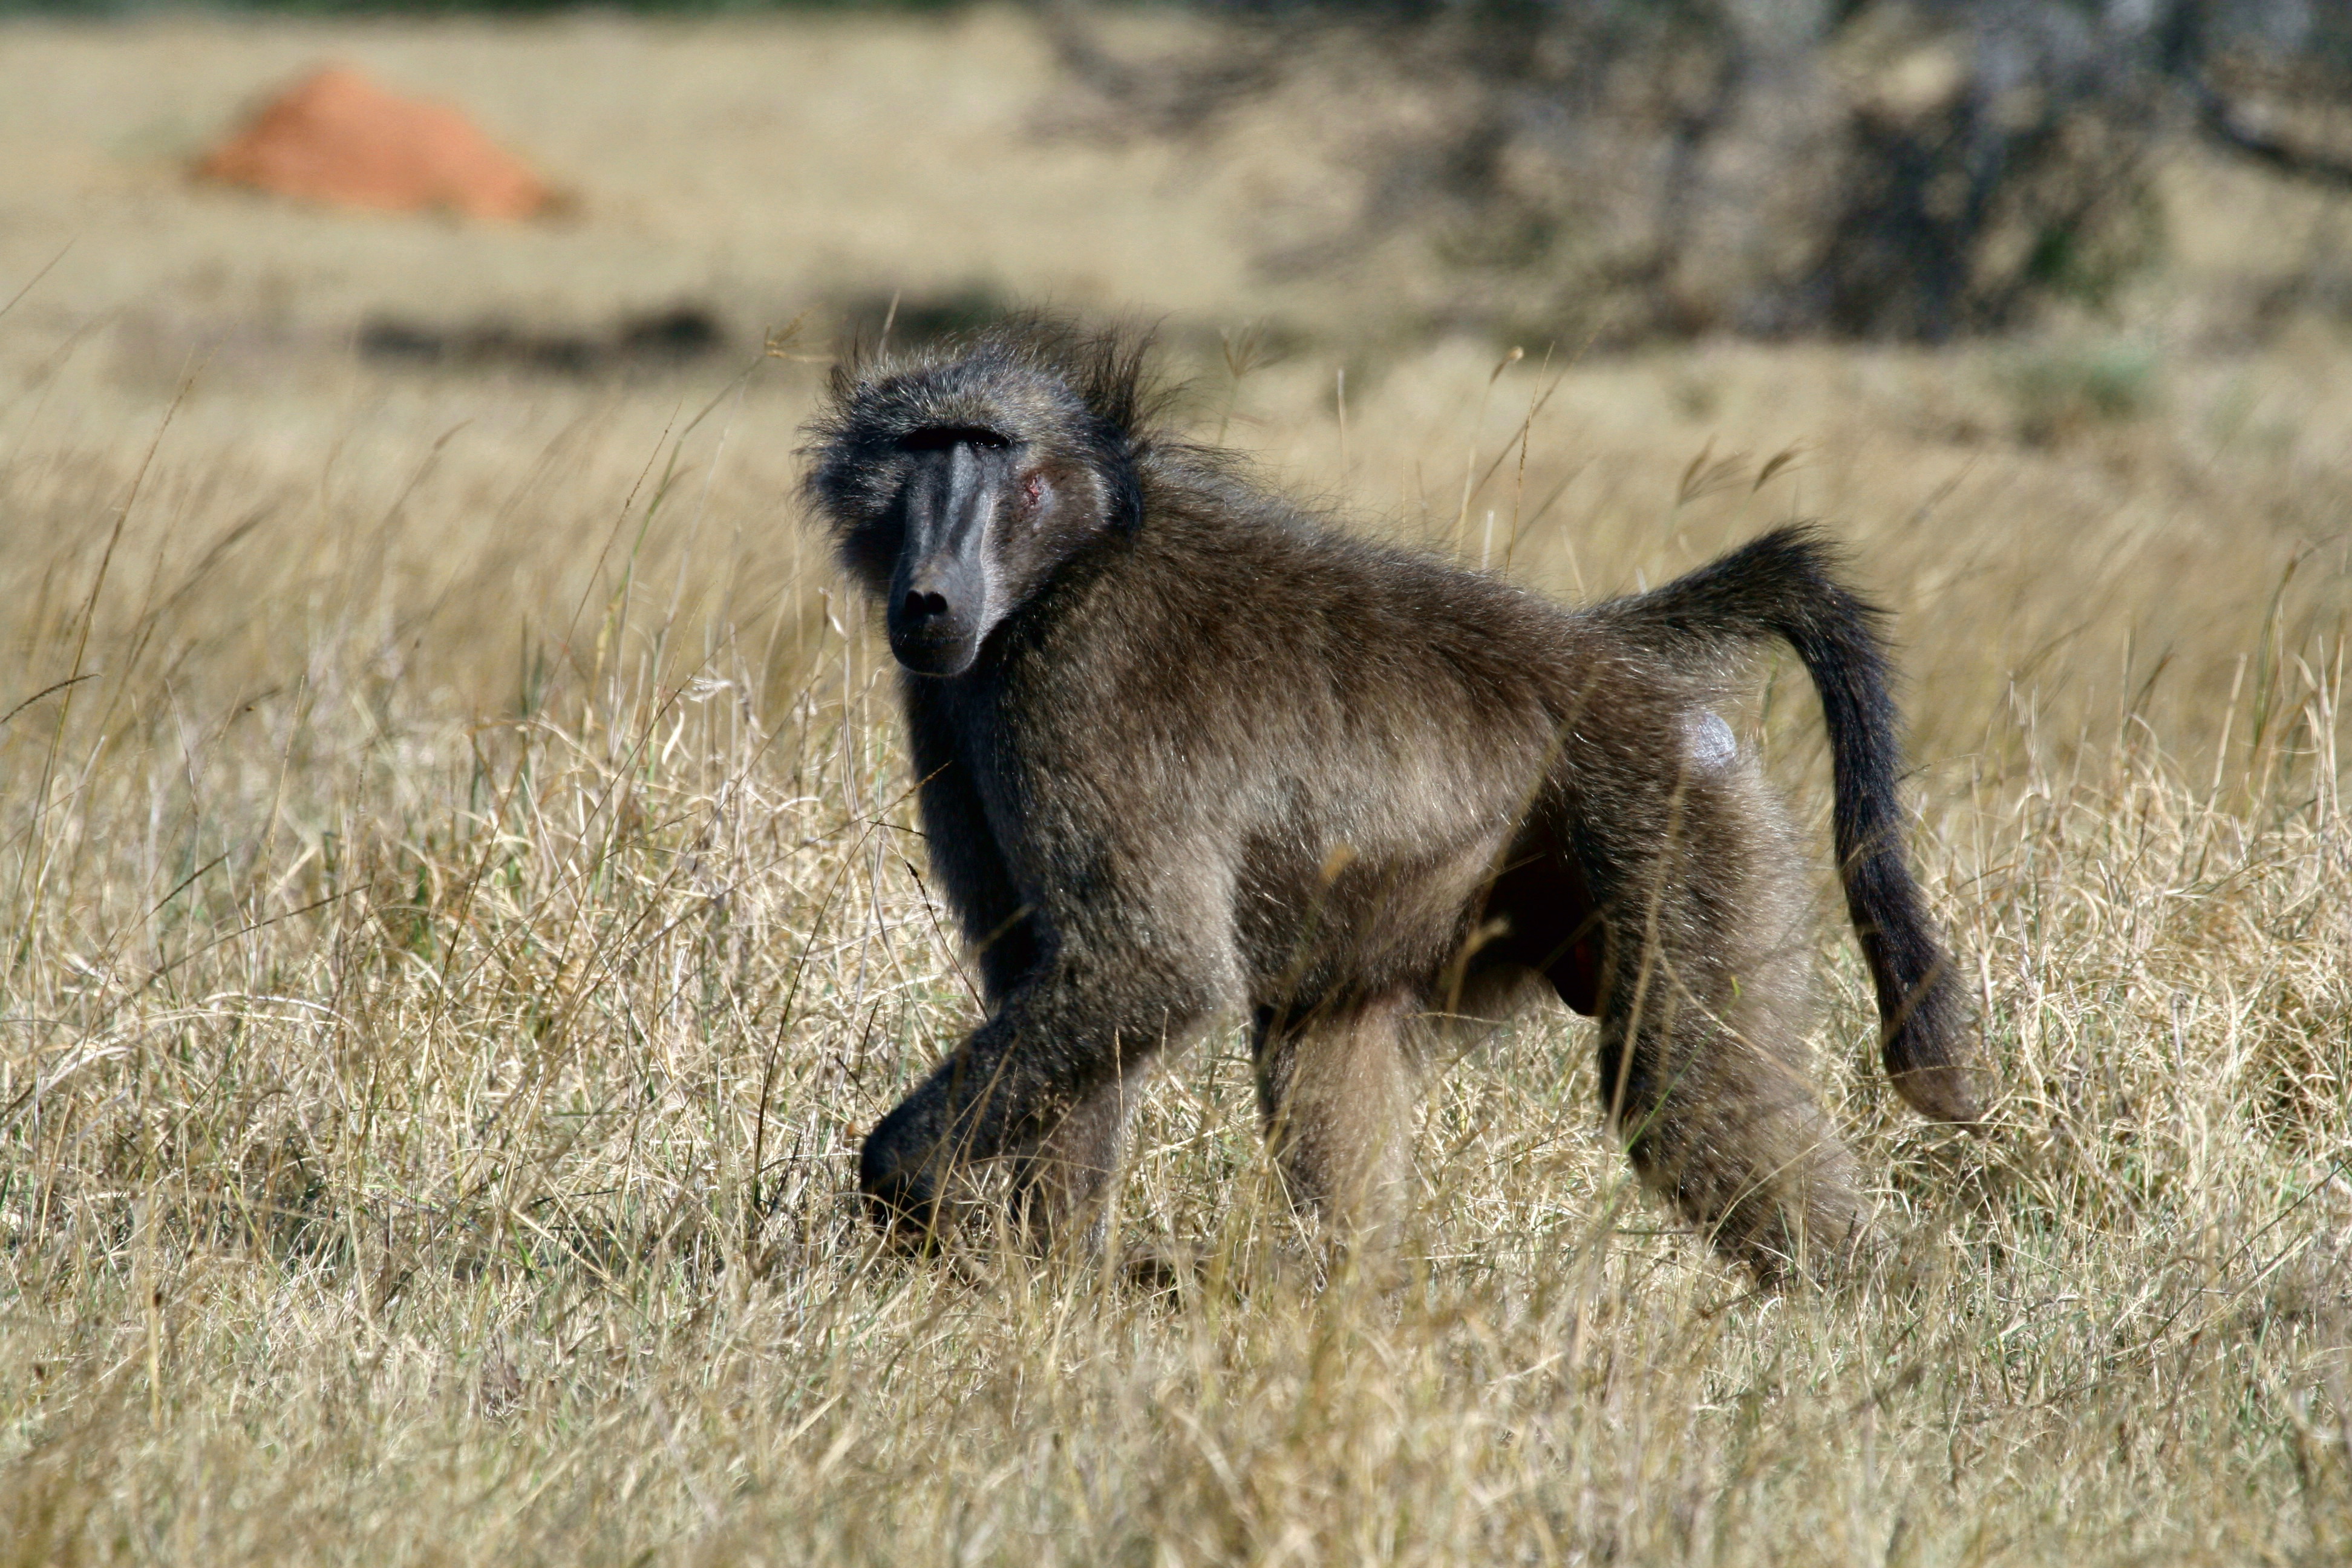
1252, 993, 1417, 1246
1577, 774, 1863, 1281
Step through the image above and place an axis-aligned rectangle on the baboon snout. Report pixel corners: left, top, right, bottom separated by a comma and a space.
886, 566, 985, 676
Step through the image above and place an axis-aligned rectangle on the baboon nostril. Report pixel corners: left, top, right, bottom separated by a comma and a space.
902, 590, 949, 621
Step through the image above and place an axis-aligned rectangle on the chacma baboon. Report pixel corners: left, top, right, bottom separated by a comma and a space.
803, 318, 1976, 1281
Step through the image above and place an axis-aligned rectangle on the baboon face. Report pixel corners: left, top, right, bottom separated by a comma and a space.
884, 426, 1100, 676
806, 351, 1141, 678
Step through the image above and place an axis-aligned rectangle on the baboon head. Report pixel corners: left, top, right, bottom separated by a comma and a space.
803, 321, 1155, 678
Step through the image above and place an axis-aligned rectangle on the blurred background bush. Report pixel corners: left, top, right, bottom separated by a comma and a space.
1044, 0, 2352, 345
15, 0, 2352, 352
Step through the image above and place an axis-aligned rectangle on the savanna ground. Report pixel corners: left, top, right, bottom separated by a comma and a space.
1, 10, 2349, 1564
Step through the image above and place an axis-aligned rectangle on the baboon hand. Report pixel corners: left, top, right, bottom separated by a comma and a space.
859, 1095, 948, 1245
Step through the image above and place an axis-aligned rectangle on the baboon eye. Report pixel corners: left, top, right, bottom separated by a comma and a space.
901, 425, 1010, 451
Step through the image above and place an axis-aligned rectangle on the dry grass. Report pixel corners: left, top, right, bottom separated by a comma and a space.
4, 13, 2351, 1566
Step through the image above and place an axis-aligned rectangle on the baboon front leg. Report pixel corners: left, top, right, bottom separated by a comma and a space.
1007, 1063, 1145, 1255
860, 955, 1213, 1253
1252, 994, 1417, 1244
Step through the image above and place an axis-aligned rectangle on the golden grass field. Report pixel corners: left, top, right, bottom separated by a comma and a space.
2, 10, 2350, 1564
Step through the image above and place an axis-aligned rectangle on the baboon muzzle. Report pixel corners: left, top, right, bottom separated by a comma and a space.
886, 438, 1007, 677
888, 573, 979, 675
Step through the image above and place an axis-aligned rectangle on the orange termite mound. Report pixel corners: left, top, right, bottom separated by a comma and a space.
195, 65, 551, 221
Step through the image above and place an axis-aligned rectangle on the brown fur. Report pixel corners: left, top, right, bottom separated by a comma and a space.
802, 318, 1976, 1282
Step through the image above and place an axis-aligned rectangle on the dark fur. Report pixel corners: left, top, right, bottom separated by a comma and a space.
803, 319, 1978, 1281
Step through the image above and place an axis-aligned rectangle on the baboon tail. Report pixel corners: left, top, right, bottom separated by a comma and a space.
1597, 524, 1979, 1124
